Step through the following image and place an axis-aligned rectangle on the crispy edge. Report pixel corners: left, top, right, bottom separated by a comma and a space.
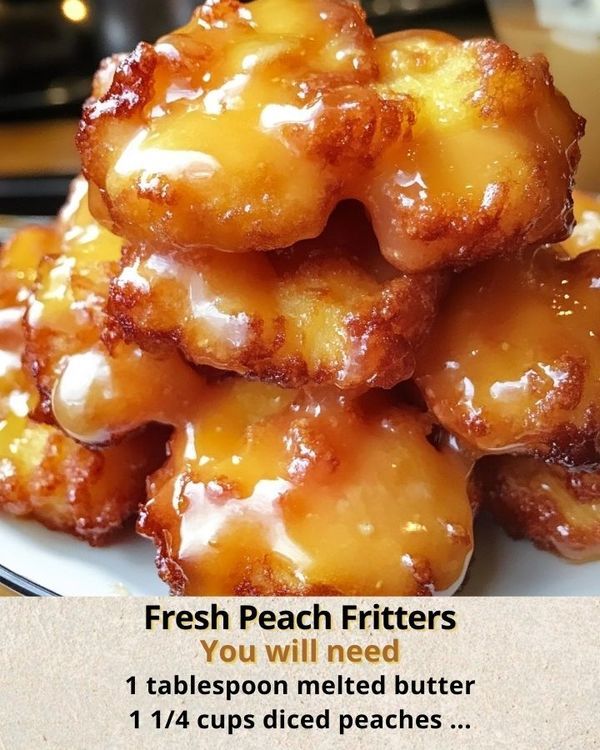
109, 246, 444, 389
477, 455, 600, 561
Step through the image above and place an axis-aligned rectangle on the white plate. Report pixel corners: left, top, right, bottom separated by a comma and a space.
0, 516, 166, 596
1, 511, 599, 596
462, 513, 600, 595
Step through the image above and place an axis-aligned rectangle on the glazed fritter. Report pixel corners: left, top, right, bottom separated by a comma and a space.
0, 227, 164, 544
371, 31, 582, 271
24, 177, 205, 445
140, 379, 474, 595
79, 0, 385, 254
78, 0, 582, 271
477, 455, 600, 562
415, 246, 600, 465
109, 202, 443, 389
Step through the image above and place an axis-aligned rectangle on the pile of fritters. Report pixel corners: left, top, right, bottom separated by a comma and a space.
1, 0, 598, 594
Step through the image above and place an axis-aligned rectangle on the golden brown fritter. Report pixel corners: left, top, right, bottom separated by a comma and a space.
140, 379, 474, 595
415, 246, 600, 465
24, 177, 205, 445
477, 455, 600, 562
78, 0, 582, 271
79, 0, 390, 253
109, 202, 443, 389
561, 190, 600, 258
371, 31, 582, 271
0, 416, 164, 546
0, 228, 165, 544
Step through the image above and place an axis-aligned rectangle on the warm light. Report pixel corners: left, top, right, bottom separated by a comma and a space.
61, 0, 88, 23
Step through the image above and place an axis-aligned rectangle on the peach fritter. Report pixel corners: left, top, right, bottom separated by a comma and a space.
416, 246, 600, 465
109, 203, 443, 389
24, 177, 205, 446
370, 30, 582, 271
78, 0, 582, 271
139, 380, 474, 595
0, 227, 164, 544
477, 456, 600, 562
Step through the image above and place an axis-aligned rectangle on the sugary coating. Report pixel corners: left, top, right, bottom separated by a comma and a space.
91, 54, 126, 100
415, 246, 600, 465
0, 228, 164, 544
478, 456, 600, 562
140, 380, 474, 595
561, 190, 600, 258
78, 0, 582, 271
24, 177, 205, 445
109, 202, 443, 389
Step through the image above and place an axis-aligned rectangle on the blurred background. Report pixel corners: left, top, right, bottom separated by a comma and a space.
0, 0, 598, 227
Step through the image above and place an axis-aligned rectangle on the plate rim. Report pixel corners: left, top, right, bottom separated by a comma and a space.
0, 562, 57, 597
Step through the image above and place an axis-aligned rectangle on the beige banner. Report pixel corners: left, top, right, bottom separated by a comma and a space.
0, 598, 598, 749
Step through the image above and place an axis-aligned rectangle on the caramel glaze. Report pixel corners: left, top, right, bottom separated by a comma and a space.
109, 202, 444, 389
561, 190, 600, 258
415, 245, 600, 465
78, 0, 582, 272
477, 455, 600, 562
0, 227, 165, 544
140, 380, 474, 595
24, 177, 205, 446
